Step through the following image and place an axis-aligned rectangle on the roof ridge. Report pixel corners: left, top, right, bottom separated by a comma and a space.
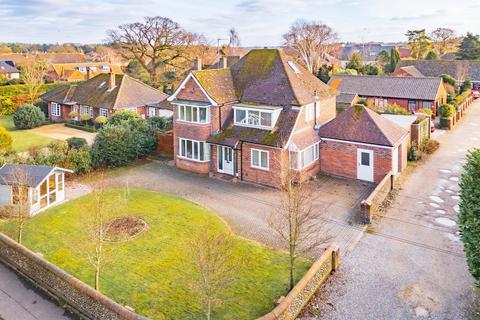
124, 74, 167, 99
112, 74, 125, 108
364, 107, 406, 145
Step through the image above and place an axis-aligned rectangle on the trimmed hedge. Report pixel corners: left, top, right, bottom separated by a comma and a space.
439, 104, 455, 118
459, 149, 480, 287
65, 123, 97, 132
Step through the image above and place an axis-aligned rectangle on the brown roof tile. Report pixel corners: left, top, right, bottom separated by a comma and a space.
319, 106, 408, 147
191, 69, 237, 104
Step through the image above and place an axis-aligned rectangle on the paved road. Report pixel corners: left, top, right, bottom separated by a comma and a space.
303, 101, 480, 319
0, 263, 74, 320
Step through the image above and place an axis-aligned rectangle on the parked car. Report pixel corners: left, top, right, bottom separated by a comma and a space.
472, 90, 480, 99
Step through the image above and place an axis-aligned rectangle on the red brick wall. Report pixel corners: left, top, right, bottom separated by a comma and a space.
48, 102, 71, 122
240, 143, 287, 187
175, 157, 210, 174
176, 77, 210, 102
320, 140, 393, 183
392, 69, 413, 77
294, 96, 336, 132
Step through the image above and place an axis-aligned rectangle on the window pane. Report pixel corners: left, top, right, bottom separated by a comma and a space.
186, 106, 192, 122
199, 108, 207, 123
193, 107, 198, 122
200, 142, 204, 161
261, 112, 272, 127
187, 140, 193, 158
248, 111, 260, 125
193, 141, 198, 159
180, 139, 186, 156
261, 151, 268, 168
361, 152, 370, 166
236, 109, 246, 123
179, 106, 185, 120
252, 150, 259, 166
218, 146, 223, 169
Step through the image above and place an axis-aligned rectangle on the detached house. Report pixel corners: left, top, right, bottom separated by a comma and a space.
168, 49, 337, 187
329, 75, 447, 116
41, 73, 168, 122
0, 60, 20, 80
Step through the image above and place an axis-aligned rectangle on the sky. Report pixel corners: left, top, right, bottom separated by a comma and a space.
0, 0, 479, 46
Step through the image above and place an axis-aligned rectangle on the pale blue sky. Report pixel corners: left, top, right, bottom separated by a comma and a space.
1, 0, 479, 45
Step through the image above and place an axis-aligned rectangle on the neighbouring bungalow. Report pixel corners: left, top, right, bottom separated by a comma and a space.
319, 106, 409, 183
40, 72, 169, 122
0, 60, 20, 80
46, 62, 124, 82
0, 52, 87, 68
329, 75, 447, 116
336, 92, 359, 114
168, 48, 337, 188
381, 113, 431, 147
392, 65, 425, 78
0, 164, 72, 216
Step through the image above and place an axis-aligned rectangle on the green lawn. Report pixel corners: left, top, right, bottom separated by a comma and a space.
0, 189, 310, 319
0, 115, 53, 152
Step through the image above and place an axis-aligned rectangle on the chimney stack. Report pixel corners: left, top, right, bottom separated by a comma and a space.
108, 72, 115, 90
195, 57, 202, 71
86, 67, 91, 80
221, 56, 228, 68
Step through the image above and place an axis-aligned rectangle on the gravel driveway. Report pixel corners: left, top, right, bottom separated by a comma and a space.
30, 124, 96, 145
302, 101, 480, 320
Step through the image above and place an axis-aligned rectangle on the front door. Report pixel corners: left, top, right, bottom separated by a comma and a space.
357, 148, 374, 182
218, 146, 234, 175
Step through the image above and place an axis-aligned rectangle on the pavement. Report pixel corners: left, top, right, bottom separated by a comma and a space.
302, 100, 480, 319
30, 124, 96, 145
0, 263, 75, 320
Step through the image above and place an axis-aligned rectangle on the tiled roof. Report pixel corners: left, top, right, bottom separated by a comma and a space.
207, 107, 300, 148
336, 93, 358, 104
0, 60, 19, 74
319, 106, 408, 147
0, 164, 71, 187
398, 66, 424, 77
0, 53, 87, 66
329, 75, 443, 101
41, 73, 168, 109
191, 69, 237, 104
396, 60, 480, 81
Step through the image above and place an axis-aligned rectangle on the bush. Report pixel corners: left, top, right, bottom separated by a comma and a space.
383, 104, 411, 115
356, 97, 369, 107
69, 111, 78, 119
106, 111, 145, 128
95, 116, 107, 125
460, 79, 472, 94
0, 126, 13, 153
441, 74, 456, 87
422, 139, 439, 154
68, 145, 92, 174
34, 101, 48, 117
439, 104, 455, 117
66, 137, 88, 150
419, 108, 433, 117
12, 104, 45, 129
91, 125, 137, 168
459, 149, 480, 287
0, 97, 16, 116
80, 113, 91, 125
148, 116, 168, 132
408, 144, 419, 161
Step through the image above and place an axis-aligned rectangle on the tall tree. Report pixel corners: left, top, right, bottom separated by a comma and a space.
389, 47, 401, 72
228, 28, 240, 48
108, 16, 200, 86
20, 58, 49, 103
430, 27, 459, 56
425, 51, 439, 60
268, 170, 329, 290
406, 29, 432, 60
283, 20, 338, 74
346, 52, 363, 72
457, 33, 480, 60
187, 230, 242, 320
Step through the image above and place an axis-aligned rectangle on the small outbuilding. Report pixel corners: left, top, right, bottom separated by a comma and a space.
319, 106, 409, 183
0, 164, 72, 216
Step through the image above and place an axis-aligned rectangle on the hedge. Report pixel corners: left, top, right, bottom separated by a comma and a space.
455, 89, 472, 106
65, 122, 97, 132
459, 149, 480, 287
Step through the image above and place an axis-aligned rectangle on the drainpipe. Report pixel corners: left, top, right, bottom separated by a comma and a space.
240, 141, 244, 181
218, 105, 222, 131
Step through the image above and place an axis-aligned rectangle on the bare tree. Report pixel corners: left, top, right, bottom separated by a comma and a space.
430, 27, 460, 56
187, 230, 242, 320
108, 16, 200, 86
283, 20, 338, 74
228, 28, 241, 48
21, 58, 49, 103
268, 170, 329, 290
0, 166, 32, 244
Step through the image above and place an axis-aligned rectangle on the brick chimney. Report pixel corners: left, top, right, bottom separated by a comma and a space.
221, 56, 228, 68
194, 57, 202, 71
108, 72, 116, 90
86, 67, 91, 80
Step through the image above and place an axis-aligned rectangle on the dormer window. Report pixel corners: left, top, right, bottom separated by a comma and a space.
233, 106, 281, 130
77, 66, 87, 73
101, 65, 110, 71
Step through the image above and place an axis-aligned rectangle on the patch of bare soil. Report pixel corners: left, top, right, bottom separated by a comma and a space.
105, 217, 147, 242
398, 283, 439, 317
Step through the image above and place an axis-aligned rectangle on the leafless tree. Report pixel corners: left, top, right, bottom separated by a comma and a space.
228, 28, 241, 48
187, 230, 242, 320
430, 27, 460, 56
268, 170, 329, 290
108, 16, 200, 86
20, 58, 49, 103
0, 166, 32, 244
95, 46, 124, 65
283, 20, 338, 74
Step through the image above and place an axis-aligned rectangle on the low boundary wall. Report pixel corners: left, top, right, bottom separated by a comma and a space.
0, 232, 146, 320
257, 244, 340, 320
360, 171, 394, 224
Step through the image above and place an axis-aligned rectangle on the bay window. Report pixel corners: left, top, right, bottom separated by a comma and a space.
251, 149, 269, 170
178, 138, 209, 162
290, 142, 320, 170
177, 105, 209, 123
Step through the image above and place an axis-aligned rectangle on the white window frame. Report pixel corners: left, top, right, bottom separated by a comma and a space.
99, 108, 108, 117
374, 98, 388, 108
148, 107, 156, 117
290, 142, 320, 170
51, 102, 61, 116
305, 104, 314, 121
233, 107, 280, 130
178, 138, 210, 162
177, 105, 210, 124
251, 148, 269, 170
